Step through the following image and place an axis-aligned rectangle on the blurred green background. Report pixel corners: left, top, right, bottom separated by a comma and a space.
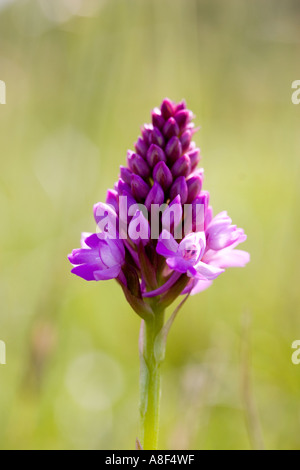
0, 0, 300, 450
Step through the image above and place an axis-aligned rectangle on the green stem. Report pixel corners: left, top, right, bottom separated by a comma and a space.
139, 308, 165, 450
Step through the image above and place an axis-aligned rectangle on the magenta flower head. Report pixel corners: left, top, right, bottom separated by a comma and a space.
68, 98, 250, 450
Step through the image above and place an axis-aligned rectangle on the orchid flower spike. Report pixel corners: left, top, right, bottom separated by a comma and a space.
69, 98, 249, 311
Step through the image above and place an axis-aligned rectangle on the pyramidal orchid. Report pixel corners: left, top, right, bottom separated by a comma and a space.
68, 98, 250, 450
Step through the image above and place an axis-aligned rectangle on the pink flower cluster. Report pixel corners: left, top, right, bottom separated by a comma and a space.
68, 99, 249, 317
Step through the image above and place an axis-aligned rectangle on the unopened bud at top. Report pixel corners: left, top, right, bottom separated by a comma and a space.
135, 137, 148, 159
180, 130, 192, 153
174, 109, 191, 131
153, 161, 173, 190
106, 189, 119, 214
163, 117, 180, 139
169, 176, 188, 205
151, 127, 165, 148
127, 151, 151, 179
120, 166, 133, 185
146, 144, 166, 168
152, 108, 165, 130
171, 154, 191, 178
186, 173, 203, 203
165, 136, 182, 163
131, 174, 151, 202
145, 182, 165, 212
161, 98, 175, 120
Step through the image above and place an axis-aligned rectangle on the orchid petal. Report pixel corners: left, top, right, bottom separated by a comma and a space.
193, 261, 225, 280
68, 248, 101, 267
166, 257, 192, 273
156, 230, 178, 257
71, 264, 99, 281
205, 248, 250, 268
94, 265, 121, 280
190, 279, 213, 295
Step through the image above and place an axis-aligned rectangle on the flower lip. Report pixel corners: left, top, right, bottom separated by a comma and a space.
178, 232, 206, 265
157, 230, 206, 274
181, 246, 198, 261
156, 229, 225, 281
